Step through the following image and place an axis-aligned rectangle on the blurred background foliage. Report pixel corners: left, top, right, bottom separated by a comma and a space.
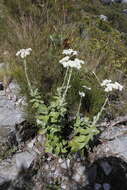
0, 0, 127, 118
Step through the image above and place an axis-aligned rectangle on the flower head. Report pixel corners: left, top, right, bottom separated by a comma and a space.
60, 57, 85, 70
101, 79, 123, 92
79, 91, 85, 97
101, 79, 112, 87
16, 48, 32, 59
99, 14, 108, 21
60, 49, 85, 70
114, 82, 123, 91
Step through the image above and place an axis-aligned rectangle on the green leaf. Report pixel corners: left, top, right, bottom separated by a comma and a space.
36, 115, 49, 123
38, 129, 47, 135
38, 105, 48, 114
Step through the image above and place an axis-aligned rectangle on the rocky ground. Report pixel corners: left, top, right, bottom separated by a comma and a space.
0, 81, 127, 190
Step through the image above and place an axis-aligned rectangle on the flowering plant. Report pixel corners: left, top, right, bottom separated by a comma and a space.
16, 48, 32, 59
101, 79, 123, 92
16, 48, 33, 93
16, 48, 123, 155
59, 49, 85, 70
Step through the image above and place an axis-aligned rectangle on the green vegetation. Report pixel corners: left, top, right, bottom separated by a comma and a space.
17, 48, 123, 156
0, 0, 127, 155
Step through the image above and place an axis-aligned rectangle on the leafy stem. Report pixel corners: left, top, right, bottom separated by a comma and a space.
77, 96, 82, 117
62, 67, 69, 90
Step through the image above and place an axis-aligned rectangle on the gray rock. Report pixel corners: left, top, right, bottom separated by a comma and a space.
100, 125, 127, 141
100, 161, 112, 175
94, 183, 102, 190
0, 149, 36, 185
103, 183, 111, 190
90, 135, 127, 163
16, 151, 36, 169
0, 157, 18, 182
122, 0, 127, 2
114, 0, 122, 2
59, 158, 70, 169
123, 9, 127, 14
0, 84, 25, 144
101, 0, 112, 4
101, 0, 123, 3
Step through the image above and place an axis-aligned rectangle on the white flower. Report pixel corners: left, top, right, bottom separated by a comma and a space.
104, 84, 113, 92
114, 82, 123, 91
74, 58, 85, 65
16, 48, 32, 58
59, 56, 70, 63
68, 60, 81, 70
60, 49, 85, 70
59, 56, 70, 68
101, 79, 112, 87
62, 49, 78, 56
99, 15, 108, 21
79, 91, 85, 97
59, 56, 85, 70
101, 79, 123, 92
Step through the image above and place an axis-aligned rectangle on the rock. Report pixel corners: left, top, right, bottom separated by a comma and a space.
122, 0, 127, 3
88, 157, 127, 190
90, 135, 127, 163
94, 183, 102, 190
15, 121, 37, 143
0, 148, 37, 185
0, 82, 4, 90
59, 158, 70, 169
101, 0, 123, 3
27, 138, 36, 149
34, 156, 88, 190
0, 157, 18, 182
72, 162, 86, 182
101, 0, 112, 4
123, 9, 127, 14
100, 161, 112, 175
114, 0, 122, 2
103, 183, 111, 190
91, 123, 127, 162
16, 150, 36, 169
0, 90, 26, 158
100, 124, 127, 141
88, 165, 97, 184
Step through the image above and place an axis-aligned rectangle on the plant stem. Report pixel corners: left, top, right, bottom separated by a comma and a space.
92, 97, 108, 125
23, 59, 32, 93
92, 71, 101, 85
77, 97, 82, 117
61, 68, 72, 105
62, 67, 69, 89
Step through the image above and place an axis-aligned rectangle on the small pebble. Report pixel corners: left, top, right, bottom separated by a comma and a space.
103, 183, 111, 190
94, 183, 102, 190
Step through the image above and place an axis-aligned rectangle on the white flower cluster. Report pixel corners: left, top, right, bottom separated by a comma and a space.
99, 14, 108, 21
59, 49, 85, 70
101, 79, 123, 92
79, 91, 85, 97
62, 49, 78, 56
16, 48, 32, 58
